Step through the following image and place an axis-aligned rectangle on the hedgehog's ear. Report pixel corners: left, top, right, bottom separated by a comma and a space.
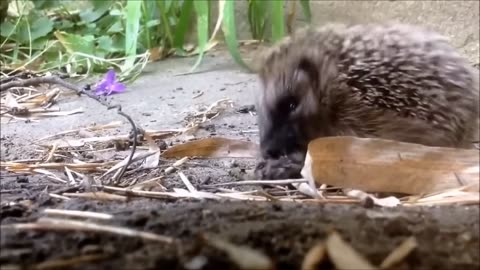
294, 57, 318, 88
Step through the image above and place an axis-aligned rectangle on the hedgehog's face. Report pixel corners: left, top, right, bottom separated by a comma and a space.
257, 58, 321, 162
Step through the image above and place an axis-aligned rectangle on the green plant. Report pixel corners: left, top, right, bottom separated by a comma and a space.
0, 0, 311, 82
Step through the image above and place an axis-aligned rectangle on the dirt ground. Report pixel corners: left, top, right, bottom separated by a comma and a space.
1, 50, 480, 270
1, 130, 480, 270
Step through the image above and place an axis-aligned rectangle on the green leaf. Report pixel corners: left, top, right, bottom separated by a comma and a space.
222, 0, 251, 71
80, 0, 113, 23
32, 0, 63, 10
14, 18, 32, 44
54, 19, 74, 30
97, 35, 114, 52
173, 0, 193, 48
0, 21, 16, 38
30, 17, 54, 41
110, 9, 123, 16
190, 0, 209, 71
123, 0, 142, 70
30, 36, 49, 50
271, 0, 285, 42
56, 32, 95, 55
146, 19, 161, 28
300, 0, 311, 22
107, 21, 124, 34
111, 35, 126, 52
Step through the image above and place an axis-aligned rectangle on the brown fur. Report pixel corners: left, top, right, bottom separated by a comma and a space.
255, 23, 480, 180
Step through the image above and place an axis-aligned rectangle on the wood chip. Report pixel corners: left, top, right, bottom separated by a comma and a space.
326, 231, 378, 270
380, 236, 417, 269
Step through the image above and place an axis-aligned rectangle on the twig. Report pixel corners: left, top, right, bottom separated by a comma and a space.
33, 254, 109, 270
62, 192, 128, 201
43, 208, 113, 220
178, 171, 196, 193
48, 193, 71, 201
164, 157, 189, 174
203, 179, 308, 187
1, 217, 174, 243
0, 75, 140, 184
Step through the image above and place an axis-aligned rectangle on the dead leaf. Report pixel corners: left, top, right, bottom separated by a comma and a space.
161, 137, 259, 159
403, 185, 479, 206
149, 47, 166, 62
326, 231, 378, 270
202, 234, 274, 270
301, 136, 479, 195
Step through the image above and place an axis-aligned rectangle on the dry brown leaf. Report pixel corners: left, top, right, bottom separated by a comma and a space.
302, 242, 327, 270
161, 137, 259, 159
380, 236, 417, 269
326, 231, 378, 270
403, 185, 479, 206
149, 47, 166, 62
202, 234, 274, 270
302, 136, 479, 195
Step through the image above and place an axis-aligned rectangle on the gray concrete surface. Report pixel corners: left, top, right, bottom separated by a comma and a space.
1, 51, 260, 160
2, 1, 479, 160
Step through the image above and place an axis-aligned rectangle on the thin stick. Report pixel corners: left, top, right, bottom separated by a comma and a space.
44, 209, 113, 220
203, 179, 308, 187
178, 171, 196, 193
33, 254, 108, 270
62, 192, 128, 201
48, 193, 71, 201
1, 217, 174, 243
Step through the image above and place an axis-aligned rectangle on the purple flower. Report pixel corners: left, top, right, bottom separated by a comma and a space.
94, 69, 126, 96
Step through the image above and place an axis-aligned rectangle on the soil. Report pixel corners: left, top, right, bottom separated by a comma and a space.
1, 54, 479, 270
1, 157, 479, 270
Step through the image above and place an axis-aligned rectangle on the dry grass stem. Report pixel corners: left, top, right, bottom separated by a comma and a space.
62, 192, 128, 201
43, 208, 114, 220
1, 217, 174, 243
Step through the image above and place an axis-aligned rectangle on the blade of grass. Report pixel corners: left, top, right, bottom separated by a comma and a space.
222, 0, 251, 71
300, 0, 312, 23
271, 0, 285, 42
123, 0, 142, 72
157, 0, 173, 47
141, 0, 152, 49
190, 0, 209, 72
248, 0, 268, 40
173, 0, 193, 49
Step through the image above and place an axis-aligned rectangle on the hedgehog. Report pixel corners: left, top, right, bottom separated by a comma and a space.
254, 23, 480, 180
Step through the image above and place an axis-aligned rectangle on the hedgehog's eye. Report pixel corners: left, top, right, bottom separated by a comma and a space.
288, 100, 297, 112
280, 97, 298, 114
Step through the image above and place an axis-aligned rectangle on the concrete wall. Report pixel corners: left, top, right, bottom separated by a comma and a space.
306, 1, 479, 62
222, 0, 479, 63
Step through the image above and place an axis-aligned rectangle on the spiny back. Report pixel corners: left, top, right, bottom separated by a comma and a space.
259, 23, 479, 129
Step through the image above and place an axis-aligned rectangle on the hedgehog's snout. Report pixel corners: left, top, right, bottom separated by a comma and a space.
260, 120, 307, 161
